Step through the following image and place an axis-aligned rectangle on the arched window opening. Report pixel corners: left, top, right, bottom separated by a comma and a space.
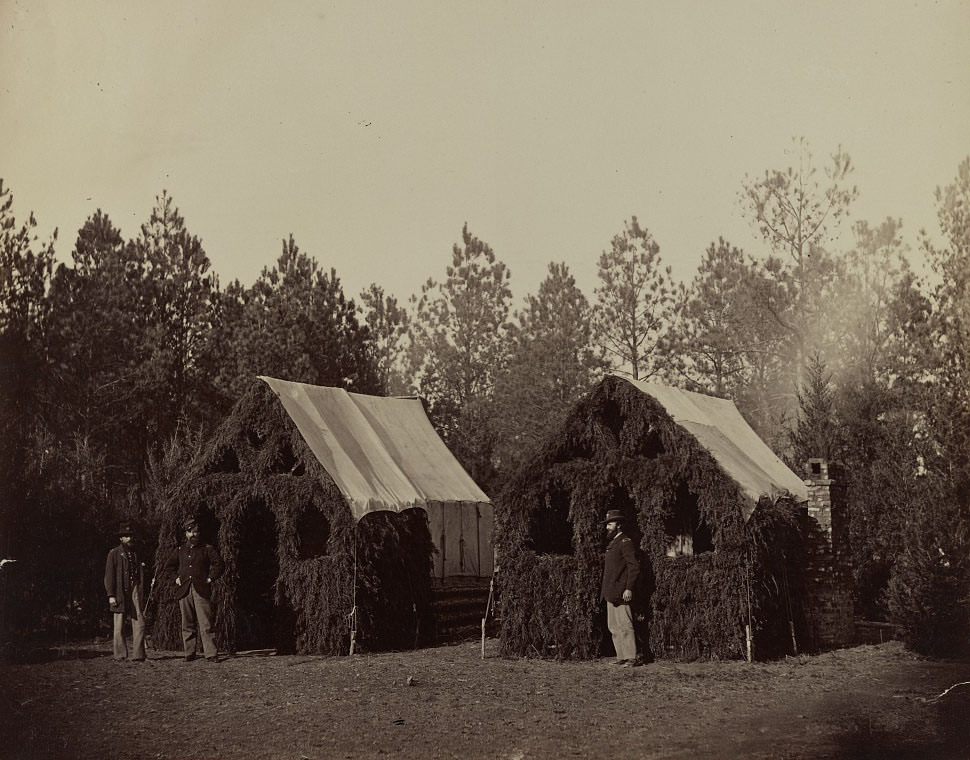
664, 482, 714, 558
527, 487, 574, 556
271, 441, 304, 476
640, 423, 664, 459
246, 428, 266, 449
601, 399, 624, 442
296, 506, 330, 559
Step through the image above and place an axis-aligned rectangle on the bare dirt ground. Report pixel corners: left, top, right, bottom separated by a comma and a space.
1, 638, 968, 760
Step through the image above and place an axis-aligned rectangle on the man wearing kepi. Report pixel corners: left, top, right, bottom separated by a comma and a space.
601, 509, 640, 667
104, 521, 147, 661
165, 517, 225, 662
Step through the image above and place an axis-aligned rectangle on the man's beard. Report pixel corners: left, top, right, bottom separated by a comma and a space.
187, 536, 200, 547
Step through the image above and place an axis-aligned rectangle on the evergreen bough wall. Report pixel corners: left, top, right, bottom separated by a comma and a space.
496, 376, 805, 661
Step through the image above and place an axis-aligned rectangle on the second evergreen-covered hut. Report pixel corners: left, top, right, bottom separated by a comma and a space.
495, 375, 810, 661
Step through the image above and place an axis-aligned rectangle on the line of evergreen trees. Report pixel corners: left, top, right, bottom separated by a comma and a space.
1, 140, 967, 656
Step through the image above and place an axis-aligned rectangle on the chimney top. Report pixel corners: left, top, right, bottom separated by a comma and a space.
807, 458, 829, 481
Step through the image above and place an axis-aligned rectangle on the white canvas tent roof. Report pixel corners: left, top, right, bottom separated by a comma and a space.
260, 376, 492, 577
624, 377, 808, 519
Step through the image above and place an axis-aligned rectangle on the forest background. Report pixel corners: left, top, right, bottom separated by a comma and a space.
1, 142, 968, 657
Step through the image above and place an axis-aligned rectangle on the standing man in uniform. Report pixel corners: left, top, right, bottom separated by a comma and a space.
164, 517, 225, 662
600, 509, 640, 667
104, 521, 147, 661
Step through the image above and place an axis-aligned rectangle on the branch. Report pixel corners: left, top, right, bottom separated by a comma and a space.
925, 681, 970, 703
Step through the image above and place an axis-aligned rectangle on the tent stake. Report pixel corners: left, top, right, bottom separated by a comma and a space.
481, 577, 495, 659
745, 553, 754, 663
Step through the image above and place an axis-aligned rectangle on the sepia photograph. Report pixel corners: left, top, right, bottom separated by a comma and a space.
1, 2, 969, 758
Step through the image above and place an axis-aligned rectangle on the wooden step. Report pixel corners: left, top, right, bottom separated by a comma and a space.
429, 576, 494, 644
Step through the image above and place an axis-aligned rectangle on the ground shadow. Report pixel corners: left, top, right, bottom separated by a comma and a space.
824, 689, 969, 760
826, 725, 954, 760
3, 646, 110, 664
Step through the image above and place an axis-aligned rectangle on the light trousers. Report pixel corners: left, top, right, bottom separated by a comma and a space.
607, 602, 637, 662
179, 585, 218, 659
113, 586, 146, 660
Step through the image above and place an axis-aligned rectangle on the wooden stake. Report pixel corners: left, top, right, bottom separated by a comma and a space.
745, 554, 754, 663
481, 577, 495, 660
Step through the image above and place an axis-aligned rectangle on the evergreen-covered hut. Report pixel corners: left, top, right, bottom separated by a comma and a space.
496, 375, 810, 662
151, 377, 492, 655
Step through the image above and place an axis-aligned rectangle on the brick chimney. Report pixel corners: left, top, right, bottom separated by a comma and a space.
801, 457, 855, 651
805, 458, 833, 537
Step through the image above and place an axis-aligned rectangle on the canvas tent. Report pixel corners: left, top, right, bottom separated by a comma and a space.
260, 376, 493, 579
151, 377, 493, 655
496, 375, 811, 661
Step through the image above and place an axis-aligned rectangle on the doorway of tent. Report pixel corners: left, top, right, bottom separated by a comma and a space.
233, 498, 296, 653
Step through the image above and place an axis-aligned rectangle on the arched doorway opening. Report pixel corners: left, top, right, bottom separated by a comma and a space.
234, 498, 295, 652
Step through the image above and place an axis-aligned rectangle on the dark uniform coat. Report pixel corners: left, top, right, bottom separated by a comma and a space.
104, 545, 146, 618
164, 543, 225, 600
600, 531, 640, 605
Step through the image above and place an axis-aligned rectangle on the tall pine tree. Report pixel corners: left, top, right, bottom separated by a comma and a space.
592, 216, 675, 380
492, 262, 604, 473
407, 224, 512, 491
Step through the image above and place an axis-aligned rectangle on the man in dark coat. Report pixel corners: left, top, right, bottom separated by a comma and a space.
104, 521, 147, 661
600, 509, 640, 666
164, 517, 225, 662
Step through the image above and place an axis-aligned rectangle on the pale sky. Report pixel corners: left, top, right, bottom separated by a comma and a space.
2, 1, 968, 306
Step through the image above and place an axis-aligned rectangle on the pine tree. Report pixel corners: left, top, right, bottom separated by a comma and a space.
740, 138, 856, 402
47, 211, 147, 499
359, 283, 409, 396
407, 223, 512, 490
880, 157, 970, 654
789, 353, 841, 467
492, 262, 604, 473
214, 235, 380, 399
133, 192, 219, 449
592, 217, 675, 380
